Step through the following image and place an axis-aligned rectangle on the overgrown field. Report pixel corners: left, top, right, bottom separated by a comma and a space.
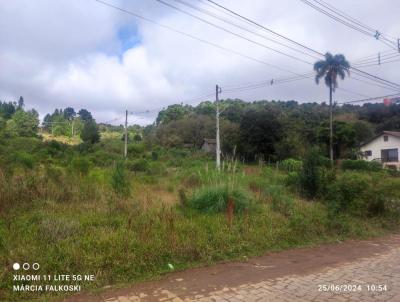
0, 136, 399, 302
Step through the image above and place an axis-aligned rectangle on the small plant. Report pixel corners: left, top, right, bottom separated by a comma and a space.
279, 158, 302, 172
188, 186, 252, 214
111, 161, 131, 196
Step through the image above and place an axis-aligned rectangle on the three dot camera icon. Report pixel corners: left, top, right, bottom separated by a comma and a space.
13, 262, 40, 271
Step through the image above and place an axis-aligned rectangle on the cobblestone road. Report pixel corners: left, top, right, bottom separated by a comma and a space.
68, 235, 400, 302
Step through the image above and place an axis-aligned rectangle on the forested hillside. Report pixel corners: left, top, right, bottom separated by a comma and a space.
1, 97, 400, 162
147, 99, 400, 160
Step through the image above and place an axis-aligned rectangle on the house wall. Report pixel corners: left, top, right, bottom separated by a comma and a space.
202, 142, 216, 153
360, 134, 400, 168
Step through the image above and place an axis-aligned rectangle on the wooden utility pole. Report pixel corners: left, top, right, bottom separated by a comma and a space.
124, 109, 128, 159
216, 84, 222, 170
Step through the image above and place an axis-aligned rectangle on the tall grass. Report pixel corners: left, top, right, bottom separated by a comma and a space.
1, 146, 399, 302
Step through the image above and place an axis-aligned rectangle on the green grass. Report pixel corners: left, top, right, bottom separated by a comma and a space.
0, 137, 399, 302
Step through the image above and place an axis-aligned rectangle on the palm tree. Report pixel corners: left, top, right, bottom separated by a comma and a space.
314, 52, 350, 164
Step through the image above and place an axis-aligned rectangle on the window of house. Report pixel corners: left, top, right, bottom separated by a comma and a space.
381, 148, 398, 162
365, 150, 372, 156
383, 135, 389, 142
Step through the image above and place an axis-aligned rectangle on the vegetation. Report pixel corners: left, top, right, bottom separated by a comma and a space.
0, 96, 399, 302
314, 52, 350, 163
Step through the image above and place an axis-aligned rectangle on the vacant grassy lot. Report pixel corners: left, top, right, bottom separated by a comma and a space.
0, 137, 399, 302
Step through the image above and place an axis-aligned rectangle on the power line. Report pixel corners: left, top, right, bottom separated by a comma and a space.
203, 0, 400, 90
95, 0, 400, 92
94, 0, 399, 114
171, 0, 321, 60
156, 0, 314, 65
94, 0, 308, 77
338, 92, 400, 105
300, 0, 399, 50
204, 0, 324, 57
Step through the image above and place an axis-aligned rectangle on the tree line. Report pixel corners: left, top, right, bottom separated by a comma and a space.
146, 98, 400, 161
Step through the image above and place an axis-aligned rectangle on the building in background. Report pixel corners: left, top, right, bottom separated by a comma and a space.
360, 131, 400, 170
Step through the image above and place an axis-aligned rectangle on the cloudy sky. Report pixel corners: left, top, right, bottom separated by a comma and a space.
0, 0, 399, 125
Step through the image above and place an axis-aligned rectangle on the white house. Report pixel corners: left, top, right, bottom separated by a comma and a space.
360, 131, 400, 170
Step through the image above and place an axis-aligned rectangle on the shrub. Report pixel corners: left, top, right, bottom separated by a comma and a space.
284, 171, 300, 188
12, 151, 35, 169
279, 158, 302, 172
71, 157, 90, 175
341, 159, 381, 172
298, 149, 323, 198
325, 172, 367, 214
80, 121, 100, 144
128, 159, 149, 174
127, 143, 145, 156
111, 161, 130, 196
151, 150, 159, 161
188, 186, 252, 213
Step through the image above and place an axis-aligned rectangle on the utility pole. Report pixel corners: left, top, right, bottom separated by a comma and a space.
216, 84, 222, 170
71, 120, 74, 137
124, 109, 128, 159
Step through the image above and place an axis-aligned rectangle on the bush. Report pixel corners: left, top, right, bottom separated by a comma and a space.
151, 150, 159, 161
324, 171, 400, 217
128, 159, 149, 174
188, 186, 252, 213
127, 143, 145, 156
111, 161, 130, 196
325, 172, 367, 214
279, 158, 302, 172
298, 149, 323, 198
341, 159, 381, 172
71, 157, 90, 175
12, 151, 35, 169
80, 121, 100, 144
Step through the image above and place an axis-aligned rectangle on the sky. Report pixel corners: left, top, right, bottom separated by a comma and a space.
0, 0, 399, 125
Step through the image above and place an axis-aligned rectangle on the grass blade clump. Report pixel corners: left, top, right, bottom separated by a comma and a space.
188, 186, 252, 213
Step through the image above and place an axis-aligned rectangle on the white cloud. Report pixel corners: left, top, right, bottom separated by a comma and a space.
0, 0, 399, 124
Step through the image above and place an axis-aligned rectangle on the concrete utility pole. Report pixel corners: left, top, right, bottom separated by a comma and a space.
71, 120, 74, 137
216, 84, 222, 170
124, 109, 128, 159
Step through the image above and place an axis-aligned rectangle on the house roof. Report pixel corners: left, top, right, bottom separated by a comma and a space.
360, 131, 400, 147
203, 138, 216, 144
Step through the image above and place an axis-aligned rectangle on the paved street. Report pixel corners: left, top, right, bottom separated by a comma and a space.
67, 234, 400, 302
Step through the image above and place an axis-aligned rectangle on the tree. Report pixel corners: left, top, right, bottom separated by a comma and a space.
80, 121, 100, 144
18, 96, 24, 109
314, 52, 350, 163
78, 109, 93, 122
6, 109, 39, 137
156, 104, 192, 125
63, 107, 76, 121
0, 101, 16, 119
238, 108, 282, 160
133, 133, 142, 143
